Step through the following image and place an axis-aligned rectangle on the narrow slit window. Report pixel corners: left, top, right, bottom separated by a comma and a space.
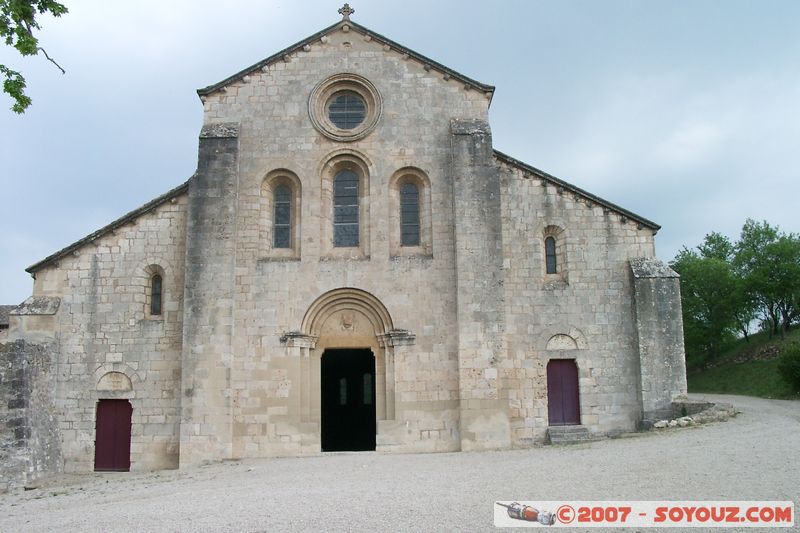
273, 184, 291, 248
545, 236, 557, 274
400, 181, 420, 246
333, 169, 359, 247
150, 274, 163, 315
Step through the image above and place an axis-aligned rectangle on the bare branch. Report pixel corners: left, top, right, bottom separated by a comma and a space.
38, 46, 65, 74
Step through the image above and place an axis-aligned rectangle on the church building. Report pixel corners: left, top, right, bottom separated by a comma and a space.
1, 5, 686, 482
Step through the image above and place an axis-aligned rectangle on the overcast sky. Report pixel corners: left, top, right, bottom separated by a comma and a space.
1, 0, 799, 305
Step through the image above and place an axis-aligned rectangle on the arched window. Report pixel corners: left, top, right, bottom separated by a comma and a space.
545, 236, 557, 274
389, 167, 432, 256
273, 184, 291, 248
400, 182, 420, 246
150, 274, 163, 315
334, 169, 359, 247
261, 169, 302, 258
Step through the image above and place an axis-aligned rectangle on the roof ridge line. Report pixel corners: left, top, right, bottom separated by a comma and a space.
26, 179, 191, 274
197, 20, 494, 101
493, 149, 660, 231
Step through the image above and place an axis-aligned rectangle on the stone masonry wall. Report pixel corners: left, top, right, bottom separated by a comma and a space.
180, 125, 239, 466
0, 339, 60, 492
30, 195, 187, 473
498, 161, 658, 444
630, 258, 688, 421
450, 120, 510, 451
199, 27, 491, 455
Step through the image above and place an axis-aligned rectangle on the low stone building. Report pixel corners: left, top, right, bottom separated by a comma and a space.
1, 6, 686, 486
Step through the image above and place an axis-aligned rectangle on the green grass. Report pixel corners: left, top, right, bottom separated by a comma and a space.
686, 328, 800, 371
722, 328, 800, 362
688, 358, 799, 399
687, 328, 800, 400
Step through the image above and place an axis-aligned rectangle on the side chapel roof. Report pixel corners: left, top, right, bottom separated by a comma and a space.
494, 151, 660, 231
26, 180, 190, 274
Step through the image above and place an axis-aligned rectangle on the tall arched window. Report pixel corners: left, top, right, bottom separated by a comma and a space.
388, 167, 431, 257
261, 170, 302, 258
545, 236, 557, 274
150, 274, 163, 315
400, 182, 420, 246
334, 169, 359, 247
273, 184, 291, 248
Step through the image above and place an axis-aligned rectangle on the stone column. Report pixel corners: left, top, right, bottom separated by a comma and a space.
179, 123, 240, 466
280, 332, 317, 423
449, 119, 510, 451
630, 258, 688, 423
379, 329, 416, 421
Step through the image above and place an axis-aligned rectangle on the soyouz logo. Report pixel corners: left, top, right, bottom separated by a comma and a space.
493, 501, 795, 528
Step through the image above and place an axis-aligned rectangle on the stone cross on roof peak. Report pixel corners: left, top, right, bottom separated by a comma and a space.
338, 3, 355, 21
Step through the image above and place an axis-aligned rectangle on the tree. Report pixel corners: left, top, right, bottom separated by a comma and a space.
1, 0, 68, 113
697, 231, 735, 262
695, 231, 758, 342
671, 241, 741, 362
733, 219, 800, 338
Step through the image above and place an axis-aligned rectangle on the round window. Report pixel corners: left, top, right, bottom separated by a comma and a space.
309, 74, 382, 142
327, 91, 366, 130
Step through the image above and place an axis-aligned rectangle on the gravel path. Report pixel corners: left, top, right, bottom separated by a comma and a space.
1, 394, 797, 532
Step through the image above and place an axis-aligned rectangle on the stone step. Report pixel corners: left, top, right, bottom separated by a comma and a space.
547, 425, 590, 444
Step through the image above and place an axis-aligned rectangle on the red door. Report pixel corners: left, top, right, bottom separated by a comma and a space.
94, 399, 132, 471
547, 359, 581, 426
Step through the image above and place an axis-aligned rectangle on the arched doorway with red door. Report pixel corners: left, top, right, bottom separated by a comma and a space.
94, 399, 133, 471
546, 359, 581, 426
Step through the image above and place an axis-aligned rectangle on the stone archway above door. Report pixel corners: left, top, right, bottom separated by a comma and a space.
280, 287, 414, 438
300, 287, 394, 338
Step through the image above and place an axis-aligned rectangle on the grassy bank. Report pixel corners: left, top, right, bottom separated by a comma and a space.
687, 329, 800, 400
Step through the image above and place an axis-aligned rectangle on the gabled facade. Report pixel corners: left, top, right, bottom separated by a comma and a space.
1, 8, 686, 484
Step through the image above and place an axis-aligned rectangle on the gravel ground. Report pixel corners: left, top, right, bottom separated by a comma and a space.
1, 394, 797, 532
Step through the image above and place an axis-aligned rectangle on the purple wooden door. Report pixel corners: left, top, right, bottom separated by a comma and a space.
547, 359, 580, 425
94, 399, 132, 471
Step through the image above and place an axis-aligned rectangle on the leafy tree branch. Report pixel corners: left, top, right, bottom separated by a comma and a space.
1, 0, 68, 113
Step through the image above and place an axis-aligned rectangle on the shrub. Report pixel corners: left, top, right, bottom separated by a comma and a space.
777, 343, 800, 391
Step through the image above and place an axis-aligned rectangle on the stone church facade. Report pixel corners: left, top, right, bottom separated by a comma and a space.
1, 8, 686, 486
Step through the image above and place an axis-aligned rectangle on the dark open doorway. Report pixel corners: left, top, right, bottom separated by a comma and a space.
94, 399, 132, 471
321, 348, 376, 451
547, 359, 581, 426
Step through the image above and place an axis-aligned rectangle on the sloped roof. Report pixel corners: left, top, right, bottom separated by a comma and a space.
494, 150, 660, 231
26, 153, 658, 276
197, 19, 495, 101
26, 180, 190, 274
27, 16, 657, 275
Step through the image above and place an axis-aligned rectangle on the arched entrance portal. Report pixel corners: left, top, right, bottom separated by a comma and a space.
283, 288, 414, 452
321, 348, 376, 451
